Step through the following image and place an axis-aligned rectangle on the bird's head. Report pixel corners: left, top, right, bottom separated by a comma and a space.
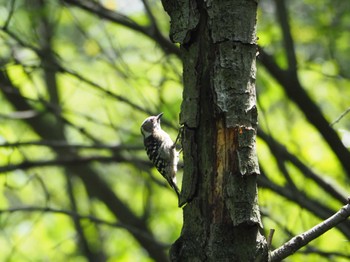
141, 113, 163, 138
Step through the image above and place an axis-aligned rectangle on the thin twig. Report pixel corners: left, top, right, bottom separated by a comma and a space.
330, 107, 350, 127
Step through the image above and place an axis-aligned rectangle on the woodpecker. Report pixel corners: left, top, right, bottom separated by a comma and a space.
141, 113, 180, 198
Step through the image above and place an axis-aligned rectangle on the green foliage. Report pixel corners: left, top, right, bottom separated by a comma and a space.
257, 1, 350, 261
0, 0, 349, 261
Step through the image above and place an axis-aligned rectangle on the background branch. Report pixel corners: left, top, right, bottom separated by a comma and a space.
62, 0, 180, 56
258, 47, 350, 176
258, 170, 350, 239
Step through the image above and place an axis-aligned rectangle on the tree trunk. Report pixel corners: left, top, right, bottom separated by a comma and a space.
161, 0, 268, 261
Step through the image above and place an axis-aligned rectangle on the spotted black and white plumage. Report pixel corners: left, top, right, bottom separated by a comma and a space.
141, 113, 180, 197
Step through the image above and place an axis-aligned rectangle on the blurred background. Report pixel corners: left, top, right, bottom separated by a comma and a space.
0, 0, 349, 261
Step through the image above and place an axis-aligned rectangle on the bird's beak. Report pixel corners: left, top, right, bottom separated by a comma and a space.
156, 113, 163, 120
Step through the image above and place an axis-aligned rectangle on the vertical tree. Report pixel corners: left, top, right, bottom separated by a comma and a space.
161, 0, 268, 260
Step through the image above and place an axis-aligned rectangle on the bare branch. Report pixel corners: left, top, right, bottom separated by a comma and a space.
141, 0, 158, 29
63, 0, 180, 57
0, 110, 40, 119
64, 0, 147, 34
0, 69, 170, 261
0, 206, 166, 246
330, 107, 350, 127
258, 47, 350, 176
0, 26, 153, 118
3, 0, 16, 29
65, 170, 97, 260
0, 155, 151, 173
274, 0, 297, 73
271, 201, 350, 261
1, 26, 178, 132
263, 209, 350, 260
258, 130, 349, 203
0, 140, 143, 150
258, 170, 350, 239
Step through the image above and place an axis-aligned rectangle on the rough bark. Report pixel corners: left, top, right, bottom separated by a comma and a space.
161, 0, 268, 261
